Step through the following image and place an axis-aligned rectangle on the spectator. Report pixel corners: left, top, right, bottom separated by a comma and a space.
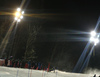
5, 58, 8, 66
12, 59, 15, 67
19, 60, 22, 68
38, 62, 41, 70
28, 60, 31, 69
31, 61, 35, 68
21, 59, 25, 68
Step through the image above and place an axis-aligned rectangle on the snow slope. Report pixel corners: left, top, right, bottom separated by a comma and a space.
0, 66, 95, 77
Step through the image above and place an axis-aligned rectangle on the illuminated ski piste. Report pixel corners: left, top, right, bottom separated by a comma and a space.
0, 66, 97, 77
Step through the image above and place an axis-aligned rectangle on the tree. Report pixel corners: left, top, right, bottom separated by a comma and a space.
0, 18, 12, 58
24, 22, 41, 60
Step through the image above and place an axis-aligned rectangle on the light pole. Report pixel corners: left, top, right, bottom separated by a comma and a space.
79, 31, 100, 72
9, 8, 25, 57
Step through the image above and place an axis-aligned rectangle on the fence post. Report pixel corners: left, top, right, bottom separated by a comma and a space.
16, 70, 19, 77
28, 69, 30, 77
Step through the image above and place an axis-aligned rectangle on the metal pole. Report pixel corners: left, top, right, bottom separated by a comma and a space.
16, 70, 19, 77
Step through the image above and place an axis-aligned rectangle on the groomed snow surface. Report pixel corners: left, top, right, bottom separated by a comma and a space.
0, 66, 97, 77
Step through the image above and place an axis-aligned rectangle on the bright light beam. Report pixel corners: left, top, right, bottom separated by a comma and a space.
79, 45, 95, 72
94, 16, 100, 31
8, 22, 18, 57
72, 42, 91, 72
20, 0, 26, 9
73, 16, 100, 73
0, 21, 16, 58
0, 0, 27, 57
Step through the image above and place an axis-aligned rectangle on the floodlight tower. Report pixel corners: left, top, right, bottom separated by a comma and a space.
90, 31, 99, 46
8, 8, 25, 58
89, 30, 100, 56
14, 8, 24, 22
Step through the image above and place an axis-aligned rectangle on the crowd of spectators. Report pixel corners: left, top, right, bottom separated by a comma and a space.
1, 57, 49, 71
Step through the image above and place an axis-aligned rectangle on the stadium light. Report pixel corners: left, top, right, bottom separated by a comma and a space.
18, 19, 21, 22
15, 17, 18, 20
15, 12, 21, 17
90, 37, 95, 42
90, 31, 96, 37
14, 8, 24, 22
90, 30, 99, 46
22, 11, 24, 14
17, 8, 21, 11
94, 38, 99, 46
20, 16, 23, 19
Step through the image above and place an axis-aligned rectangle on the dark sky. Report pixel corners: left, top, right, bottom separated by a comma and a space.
0, 0, 100, 31
1, 0, 100, 13
44, 0, 100, 10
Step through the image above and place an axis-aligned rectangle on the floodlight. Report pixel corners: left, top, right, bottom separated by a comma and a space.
90, 37, 99, 46
15, 17, 18, 20
90, 31, 96, 37
22, 11, 24, 14
94, 43, 97, 46
18, 19, 21, 22
94, 38, 99, 44
17, 8, 21, 11
90, 37, 95, 42
14, 8, 24, 22
94, 38, 99, 46
20, 16, 23, 19
97, 35, 99, 38
15, 12, 20, 17
90, 36, 99, 45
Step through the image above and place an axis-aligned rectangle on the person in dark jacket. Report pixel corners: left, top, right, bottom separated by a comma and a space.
28, 60, 31, 69
5, 58, 8, 66
21, 59, 25, 68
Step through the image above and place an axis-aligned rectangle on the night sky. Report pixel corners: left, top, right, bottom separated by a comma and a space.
0, 0, 100, 72
1, 0, 100, 30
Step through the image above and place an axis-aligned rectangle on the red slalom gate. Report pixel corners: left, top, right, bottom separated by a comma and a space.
47, 63, 50, 72
36, 67, 38, 70
24, 63, 28, 68
30, 66, 35, 77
